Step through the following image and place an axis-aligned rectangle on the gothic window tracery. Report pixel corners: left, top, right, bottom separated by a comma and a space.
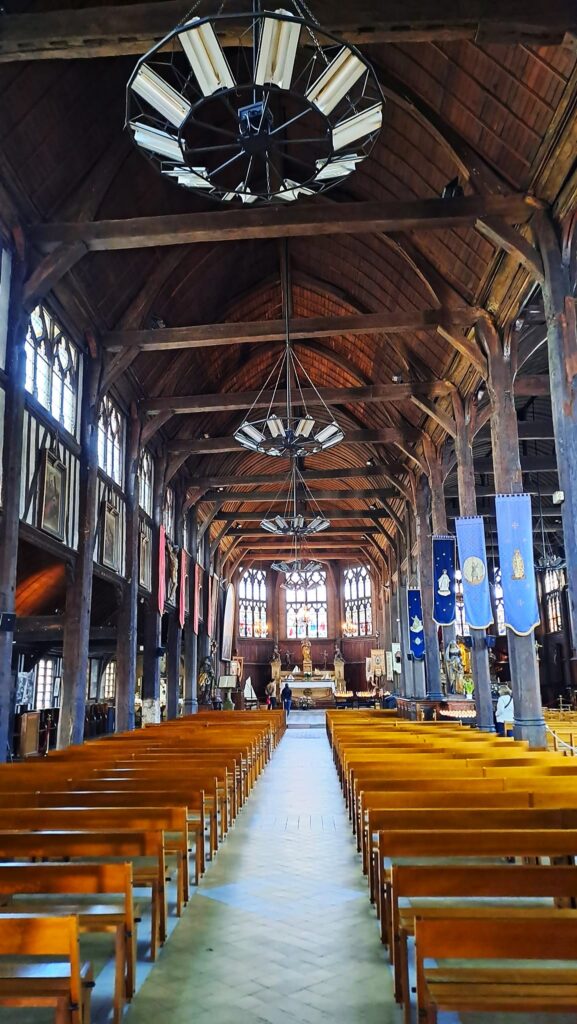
343, 566, 372, 636
25, 305, 79, 434
286, 568, 327, 640
238, 568, 267, 638
98, 396, 124, 485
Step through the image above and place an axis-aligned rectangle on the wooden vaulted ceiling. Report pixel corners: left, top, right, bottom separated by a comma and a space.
1, 1, 575, 572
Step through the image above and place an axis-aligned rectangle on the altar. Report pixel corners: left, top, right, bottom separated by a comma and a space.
269, 639, 347, 699
283, 676, 336, 700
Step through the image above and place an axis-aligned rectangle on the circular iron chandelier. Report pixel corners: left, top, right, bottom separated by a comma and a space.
260, 462, 330, 537
126, 4, 383, 203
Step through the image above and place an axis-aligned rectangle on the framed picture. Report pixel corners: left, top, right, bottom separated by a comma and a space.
102, 502, 119, 570
139, 530, 151, 588
39, 450, 65, 539
230, 656, 243, 683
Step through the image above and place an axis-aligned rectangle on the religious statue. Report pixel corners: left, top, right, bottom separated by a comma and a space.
410, 614, 423, 634
166, 541, 179, 604
444, 641, 464, 693
198, 657, 216, 706
334, 643, 345, 693
301, 638, 312, 675
283, 649, 291, 668
512, 548, 525, 580
270, 644, 282, 695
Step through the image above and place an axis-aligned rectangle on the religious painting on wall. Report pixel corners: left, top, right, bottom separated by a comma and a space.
139, 530, 151, 589
39, 449, 65, 539
102, 502, 119, 570
370, 649, 385, 679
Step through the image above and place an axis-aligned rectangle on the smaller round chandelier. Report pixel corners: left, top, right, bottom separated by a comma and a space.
260, 462, 330, 537
235, 240, 344, 458
126, 4, 383, 204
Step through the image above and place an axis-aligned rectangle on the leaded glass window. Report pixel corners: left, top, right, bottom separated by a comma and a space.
286, 568, 327, 639
454, 569, 470, 636
35, 658, 55, 710
139, 450, 153, 516
25, 305, 79, 434
493, 568, 507, 636
102, 661, 117, 700
343, 566, 372, 636
238, 568, 268, 638
98, 395, 124, 485
544, 568, 565, 634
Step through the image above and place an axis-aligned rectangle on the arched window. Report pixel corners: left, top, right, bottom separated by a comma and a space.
286, 568, 327, 639
343, 566, 372, 636
544, 568, 565, 634
98, 396, 124, 485
493, 567, 507, 636
25, 305, 79, 434
163, 487, 175, 539
238, 568, 268, 638
139, 450, 153, 516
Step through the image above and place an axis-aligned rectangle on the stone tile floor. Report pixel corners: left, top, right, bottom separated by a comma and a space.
124, 712, 401, 1024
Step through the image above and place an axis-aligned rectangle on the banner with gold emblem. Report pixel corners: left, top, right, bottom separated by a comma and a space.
495, 493, 540, 636
455, 516, 493, 630
432, 535, 456, 625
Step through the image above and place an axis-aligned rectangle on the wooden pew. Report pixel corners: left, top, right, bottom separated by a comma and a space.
0, 914, 93, 1024
0, 862, 134, 1024
391, 862, 577, 1021
415, 914, 577, 1021
0, 830, 165, 960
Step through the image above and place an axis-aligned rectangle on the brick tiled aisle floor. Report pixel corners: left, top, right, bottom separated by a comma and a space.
124, 712, 401, 1024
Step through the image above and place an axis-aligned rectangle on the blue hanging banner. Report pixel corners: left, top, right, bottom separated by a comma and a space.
432, 535, 456, 626
455, 516, 494, 630
407, 589, 425, 660
495, 493, 540, 636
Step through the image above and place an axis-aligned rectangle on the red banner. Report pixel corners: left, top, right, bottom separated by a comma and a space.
193, 562, 201, 635
158, 524, 166, 614
179, 549, 188, 629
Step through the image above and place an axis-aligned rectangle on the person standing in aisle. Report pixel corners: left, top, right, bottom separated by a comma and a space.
281, 681, 292, 716
495, 684, 514, 736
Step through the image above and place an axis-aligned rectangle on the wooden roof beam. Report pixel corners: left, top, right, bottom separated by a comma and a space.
31, 195, 538, 254
211, 509, 397, 522
102, 307, 482, 352
201, 486, 398, 502
192, 463, 405, 489
2, 1, 574, 62
141, 380, 455, 415
166, 426, 422, 455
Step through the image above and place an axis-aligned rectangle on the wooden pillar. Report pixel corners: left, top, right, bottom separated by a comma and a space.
424, 437, 457, 653
141, 453, 165, 724
452, 392, 495, 732
115, 406, 140, 732
166, 492, 184, 720
479, 317, 546, 747
182, 505, 198, 715
534, 213, 577, 670
415, 474, 443, 698
0, 242, 27, 762
59, 337, 102, 748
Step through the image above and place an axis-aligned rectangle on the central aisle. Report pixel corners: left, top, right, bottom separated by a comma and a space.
125, 713, 400, 1024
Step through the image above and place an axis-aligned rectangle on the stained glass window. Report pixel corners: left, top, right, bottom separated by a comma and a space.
544, 568, 565, 634
343, 566, 373, 636
286, 568, 328, 639
25, 305, 79, 434
98, 395, 124, 485
139, 450, 153, 516
238, 568, 268, 638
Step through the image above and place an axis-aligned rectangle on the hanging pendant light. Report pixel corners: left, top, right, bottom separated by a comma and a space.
126, 3, 383, 204
260, 461, 330, 538
235, 240, 345, 457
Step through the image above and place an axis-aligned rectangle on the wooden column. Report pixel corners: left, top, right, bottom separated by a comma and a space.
406, 507, 427, 698
415, 474, 443, 698
479, 318, 546, 747
166, 491, 184, 720
0, 242, 27, 762
115, 405, 140, 732
452, 392, 495, 732
534, 213, 577, 672
141, 453, 165, 724
182, 505, 198, 715
59, 337, 102, 747
424, 438, 457, 652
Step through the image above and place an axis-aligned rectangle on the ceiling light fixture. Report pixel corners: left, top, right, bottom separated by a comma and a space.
260, 461, 330, 538
126, 4, 383, 204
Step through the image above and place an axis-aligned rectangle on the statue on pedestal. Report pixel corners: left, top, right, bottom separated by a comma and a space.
334, 643, 345, 693
301, 638, 312, 675
270, 645, 282, 698
198, 657, 216, 706
445, 641, 464, 694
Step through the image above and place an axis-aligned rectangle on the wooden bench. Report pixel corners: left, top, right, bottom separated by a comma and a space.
0, 914, 93, 1024
0, 830, 165, 960
415, 914, 577, 1022
391, 862, 577, 1021
0, 862, 134, 1024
